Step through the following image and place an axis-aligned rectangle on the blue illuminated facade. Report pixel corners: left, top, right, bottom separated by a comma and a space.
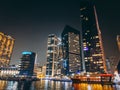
19, 51, 36, 77
22, 51, 32, 55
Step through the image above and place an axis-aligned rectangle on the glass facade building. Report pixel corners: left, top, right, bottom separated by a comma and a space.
19, 51, 36, 76
117, 35, 120, 73
46, 34, 59, 77
61, 25, 82, 75
117, 35, 120, 51
80, 0, 106, 73
0, 32, 14, 67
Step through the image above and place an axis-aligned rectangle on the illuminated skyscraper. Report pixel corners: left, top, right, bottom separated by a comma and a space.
19, 51, 36, 76
61, 25, 82, 75
80, 0, 106, 73
57, 39, 64, 75
46, 34, 59, 77
117, 35, 120, 51
117, 35, 120, 73
0, 32, 14, 67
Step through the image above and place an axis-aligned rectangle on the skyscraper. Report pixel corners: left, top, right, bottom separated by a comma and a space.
117, 35, 120, 73
19, 51, 36, 77
80, 0, 106, 73
0, 32, 15, 67
117, 35, 120, 51
61, 25, 82, 75
46, 34, 59, 77
57, 39, 63, 75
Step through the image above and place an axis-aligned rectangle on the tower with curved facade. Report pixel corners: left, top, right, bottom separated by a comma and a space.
80, 0, 106, 73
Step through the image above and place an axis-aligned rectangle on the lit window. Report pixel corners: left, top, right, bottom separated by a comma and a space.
87, 30, 90, 32
86, 17, 88, 21
80, 15, 83, 17
95, 36, 99, 38
80, 7, 86, 11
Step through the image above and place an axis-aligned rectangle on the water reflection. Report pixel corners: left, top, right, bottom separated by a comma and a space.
73, 83, 116, 90
17, 81, 32, 90
6, 81, 18, 90
0, 81, 7, 90
0, 80, 120, 90
34, 80, 73, 90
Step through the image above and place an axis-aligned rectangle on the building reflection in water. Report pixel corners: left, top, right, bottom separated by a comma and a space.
17, 81, 32, 90
35, 80, 73, 90
73, 83, 116, 90
0, 80, 120, 90
0, 81, 7, 90
6, 81, 17, 89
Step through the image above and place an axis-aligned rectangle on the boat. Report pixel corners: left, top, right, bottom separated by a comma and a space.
71, 73, 113, 85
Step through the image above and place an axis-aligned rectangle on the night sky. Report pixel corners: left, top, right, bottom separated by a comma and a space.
0, 0, 120, 65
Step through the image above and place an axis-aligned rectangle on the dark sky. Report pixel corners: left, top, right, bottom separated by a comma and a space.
0, 0, 120, 65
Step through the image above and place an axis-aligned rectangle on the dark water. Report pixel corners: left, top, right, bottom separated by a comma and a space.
0, 80, 120, 90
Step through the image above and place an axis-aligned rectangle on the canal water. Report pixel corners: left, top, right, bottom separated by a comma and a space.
0, 80, 119, 90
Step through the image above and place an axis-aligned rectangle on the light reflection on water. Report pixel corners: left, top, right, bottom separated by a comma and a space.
35, 80, 73, 90
0, 80, 120, 90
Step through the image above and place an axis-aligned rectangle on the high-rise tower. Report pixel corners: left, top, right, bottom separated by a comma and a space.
117, 35, 120, 51
46, 34, 59, 77
0, 32, 15, 67
61, 25, 82, 75
80, 0, 106, 73
117, 35, 120, 73
19, 51, 36, 76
